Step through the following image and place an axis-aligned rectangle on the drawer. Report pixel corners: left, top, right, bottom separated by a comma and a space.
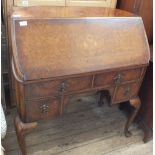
94, 68, 142, 87
120, 68, 142, 82
64, 76, 92, 92
25, 75, 92, 99
26, 97, 60, 122
25, 80, 61, 99
113, 82, 140, 103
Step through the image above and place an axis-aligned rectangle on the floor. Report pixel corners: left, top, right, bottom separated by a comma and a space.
2, 94, 153, 155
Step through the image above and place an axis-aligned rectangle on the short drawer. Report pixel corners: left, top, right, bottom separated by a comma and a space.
94, 68, 142, 87
26, 97, 60, 122
113, 82, 140, 103
64, 76, 92, 93
25, 75, 92, 99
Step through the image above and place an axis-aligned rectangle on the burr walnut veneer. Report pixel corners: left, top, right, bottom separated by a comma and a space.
11, 7, 150, 155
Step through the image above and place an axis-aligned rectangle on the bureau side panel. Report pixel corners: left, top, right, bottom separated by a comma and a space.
13, 79, 26, 122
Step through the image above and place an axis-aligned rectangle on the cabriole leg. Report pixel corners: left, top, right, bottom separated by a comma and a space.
124, 97, 141, 137
14, 116, 38, 155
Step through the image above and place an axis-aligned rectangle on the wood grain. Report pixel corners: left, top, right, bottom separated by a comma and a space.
10, 7, 150, 155
12, 16, 149, 81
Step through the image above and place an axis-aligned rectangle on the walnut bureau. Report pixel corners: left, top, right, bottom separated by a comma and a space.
11, 7, 150, 155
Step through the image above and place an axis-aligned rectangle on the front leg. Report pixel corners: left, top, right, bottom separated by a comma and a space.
124, 97, 141, 137
14, 116, 38, 155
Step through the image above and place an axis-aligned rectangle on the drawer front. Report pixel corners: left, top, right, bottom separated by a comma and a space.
25, 80, 61, 99
113, 82, 140, 103
94, 71, 116, 87
120, 68, 142, 82
25, 75, 92, 99
64, 76, 92, 93
94, 68, 142, 87
26, 97, 60, 122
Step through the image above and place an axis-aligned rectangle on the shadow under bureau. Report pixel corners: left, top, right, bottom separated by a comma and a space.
10, 7, 150, 155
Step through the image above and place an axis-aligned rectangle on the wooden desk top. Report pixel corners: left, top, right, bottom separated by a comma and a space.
11, 7, 150, 81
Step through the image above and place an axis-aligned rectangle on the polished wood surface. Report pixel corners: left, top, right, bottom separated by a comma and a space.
7, 5, 135, 107
5, 1, 117, 106
11, 7, 150, 155
11, 8, 149, 81
117, 0, 153, 44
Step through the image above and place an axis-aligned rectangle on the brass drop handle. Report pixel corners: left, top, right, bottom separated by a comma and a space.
59, 81, 66, 92
124, 86, 131, 96
40, 104, 49, 113
113, 74, 122, 85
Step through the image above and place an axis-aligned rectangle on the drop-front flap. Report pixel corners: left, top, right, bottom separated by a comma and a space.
11, 7, 150, 82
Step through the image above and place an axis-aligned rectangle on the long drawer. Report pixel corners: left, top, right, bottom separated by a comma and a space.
25, 75, 92, 99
